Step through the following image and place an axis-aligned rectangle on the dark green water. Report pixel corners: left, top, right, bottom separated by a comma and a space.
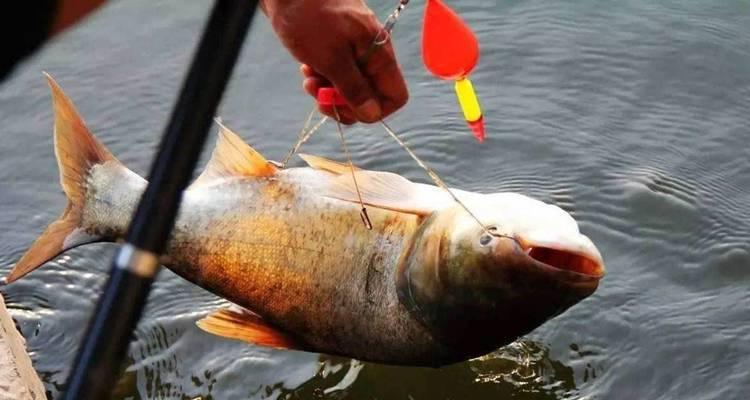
2, 0, 749, 398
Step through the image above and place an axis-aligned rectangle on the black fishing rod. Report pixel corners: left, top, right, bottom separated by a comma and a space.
63, 1, 257, 398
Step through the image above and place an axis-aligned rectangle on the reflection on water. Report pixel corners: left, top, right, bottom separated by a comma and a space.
104, 319, 588, 400
471, 341, 578, 396
282, 340, 586, 400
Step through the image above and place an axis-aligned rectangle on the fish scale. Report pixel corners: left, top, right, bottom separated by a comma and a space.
151, 174, 439, 363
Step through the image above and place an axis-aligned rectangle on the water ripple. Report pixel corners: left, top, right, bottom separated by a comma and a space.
1, 0, 749, 399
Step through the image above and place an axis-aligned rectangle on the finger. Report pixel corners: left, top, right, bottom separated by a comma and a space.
300, 64, 312, 77
360, 41, 408, 118
303, 76, 327, 97
303, 67, 357, 122
301, 65, 335, 102
318, 57, 382, 123
318, 104, 357, 124
300, 64, 326, 81
304, 76, 358, 122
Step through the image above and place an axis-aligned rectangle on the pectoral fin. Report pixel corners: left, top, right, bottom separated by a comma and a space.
323, 170, 447, 216
301, 153, 458, 217
196, 307, 302, 351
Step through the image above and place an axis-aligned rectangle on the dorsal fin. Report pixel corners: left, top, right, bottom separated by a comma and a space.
196, 306, 303, 350
191, 121, 277, 187
298, 153, 360, 175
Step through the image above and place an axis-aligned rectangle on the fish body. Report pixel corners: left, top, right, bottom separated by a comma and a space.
5, 75, 605, 366
87, 162, 442, 363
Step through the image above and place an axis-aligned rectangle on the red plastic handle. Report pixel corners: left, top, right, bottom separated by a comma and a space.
316, 87, 347, 107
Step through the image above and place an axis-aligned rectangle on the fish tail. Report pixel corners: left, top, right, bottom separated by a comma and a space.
4, 73, 129, 284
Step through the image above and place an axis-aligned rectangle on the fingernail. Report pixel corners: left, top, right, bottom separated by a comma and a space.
356, 99, 382, 122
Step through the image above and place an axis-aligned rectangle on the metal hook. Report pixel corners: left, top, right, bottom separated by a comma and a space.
333, 105, 373, 231
360, 207, 373, 230
373, 29, 390, 46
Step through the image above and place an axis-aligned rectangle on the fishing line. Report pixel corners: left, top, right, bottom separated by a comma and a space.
280, 111, 329, 167
358, 0, 410, 64
280, 108, 314, 167
281, 0, 491, 234
281, 0, 409, 165
281, 0, 408, 166
379, 120, 491, 236
333, 105, 373, 230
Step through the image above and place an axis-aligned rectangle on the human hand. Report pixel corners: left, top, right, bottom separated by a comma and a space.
261, 0, 409, 124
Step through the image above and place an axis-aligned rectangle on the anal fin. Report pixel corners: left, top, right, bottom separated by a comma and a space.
197, 307, 302, 351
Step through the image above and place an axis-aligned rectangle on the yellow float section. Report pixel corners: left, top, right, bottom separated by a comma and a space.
454, 77, 482, 122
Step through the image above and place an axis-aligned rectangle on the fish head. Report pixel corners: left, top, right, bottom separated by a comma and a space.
398, 192, 605, 362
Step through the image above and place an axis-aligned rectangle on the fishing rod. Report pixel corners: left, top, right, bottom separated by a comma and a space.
62, 1, 257, 398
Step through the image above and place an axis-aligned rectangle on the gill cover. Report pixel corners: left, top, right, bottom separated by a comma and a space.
397, 205, 600, 362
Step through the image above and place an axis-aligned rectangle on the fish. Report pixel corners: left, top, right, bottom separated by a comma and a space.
4, 74, 605, 367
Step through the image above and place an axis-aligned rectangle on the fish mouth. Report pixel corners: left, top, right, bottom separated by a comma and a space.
525, 246, 605, 279
517, 232, 605, 280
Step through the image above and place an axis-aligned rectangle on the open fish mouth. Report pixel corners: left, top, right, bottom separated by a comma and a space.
526, 246, 605, 279
515, 231, 605, 280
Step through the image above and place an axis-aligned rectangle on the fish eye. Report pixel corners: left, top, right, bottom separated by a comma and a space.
479, 234, 493, 246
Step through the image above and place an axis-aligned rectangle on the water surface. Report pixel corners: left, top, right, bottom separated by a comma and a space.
1, 0, 749, 399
